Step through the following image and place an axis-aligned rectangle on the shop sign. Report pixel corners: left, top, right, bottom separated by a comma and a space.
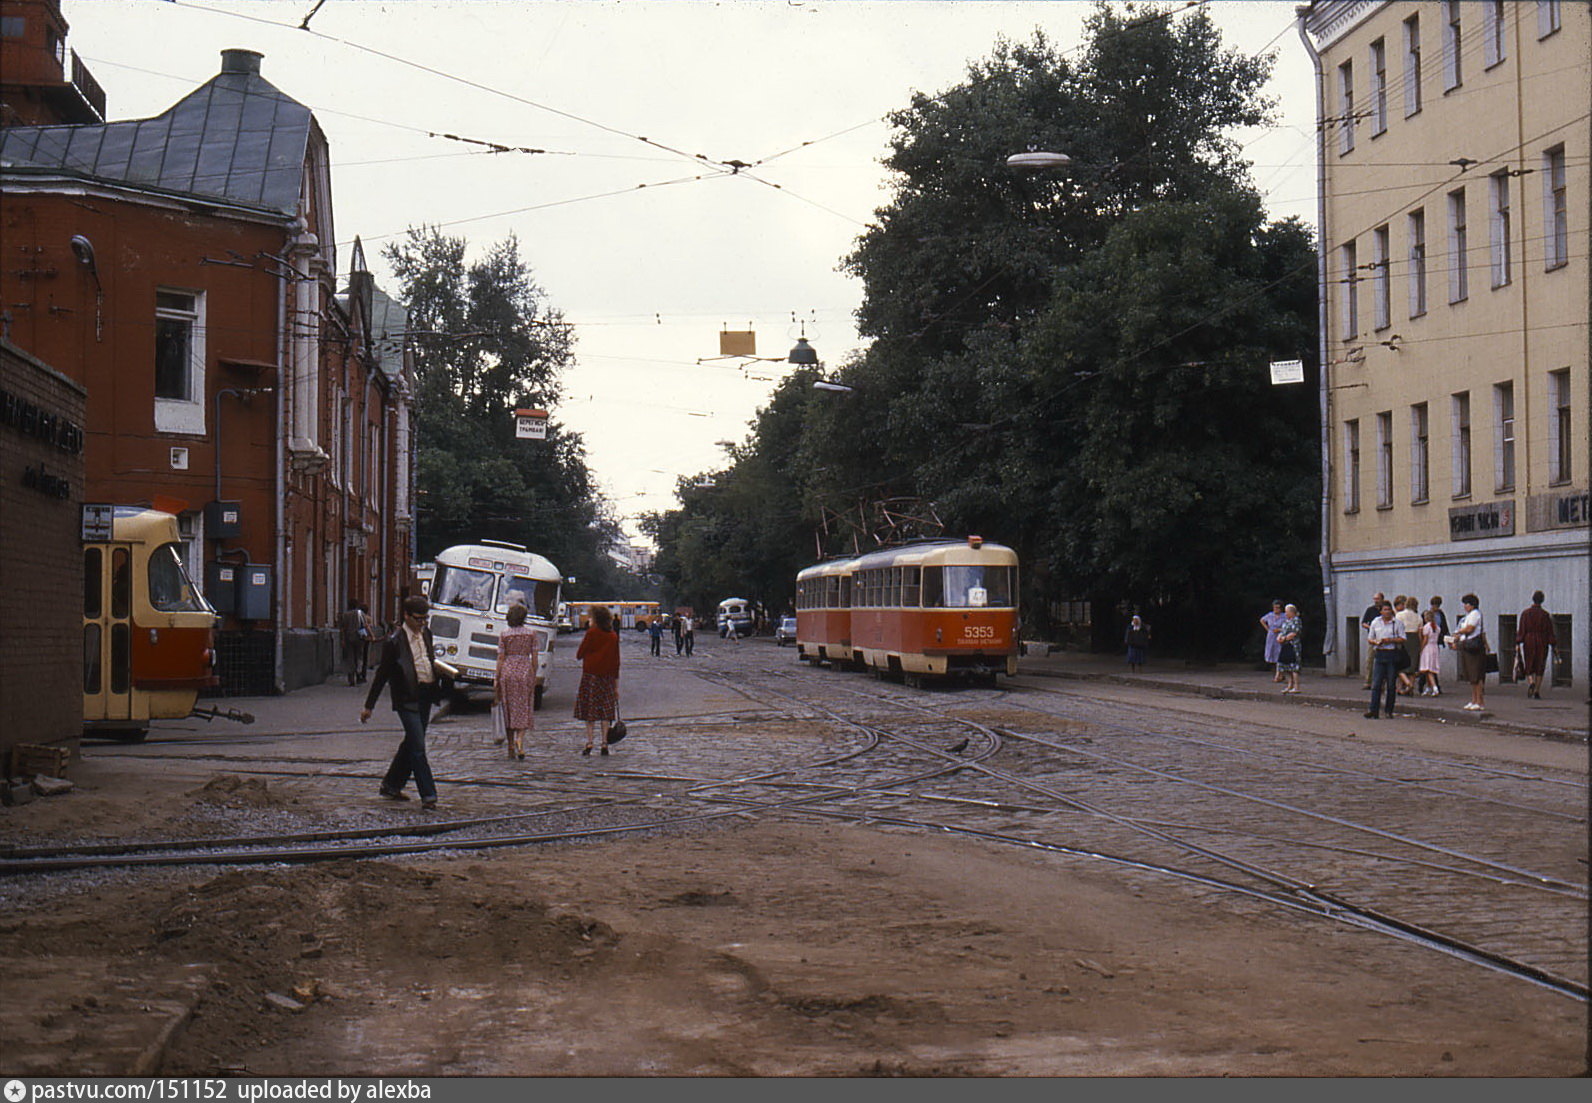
1526, 490, 1590, 532
1448, 500, 1514, 541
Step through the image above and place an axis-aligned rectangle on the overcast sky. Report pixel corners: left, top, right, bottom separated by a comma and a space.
60, 0, 1319, 545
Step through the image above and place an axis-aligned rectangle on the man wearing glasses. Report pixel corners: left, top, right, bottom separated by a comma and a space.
361, 595, 448, 809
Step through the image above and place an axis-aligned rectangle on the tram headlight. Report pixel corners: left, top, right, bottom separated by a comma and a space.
149, 628, 159, 644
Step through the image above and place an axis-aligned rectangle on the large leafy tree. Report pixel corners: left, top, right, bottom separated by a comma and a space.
383, 227, 628, 592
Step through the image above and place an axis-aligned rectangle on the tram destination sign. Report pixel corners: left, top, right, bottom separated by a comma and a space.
82, 503, 114, 541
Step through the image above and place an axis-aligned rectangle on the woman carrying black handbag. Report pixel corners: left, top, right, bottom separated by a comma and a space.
1447, 593, 1489, 712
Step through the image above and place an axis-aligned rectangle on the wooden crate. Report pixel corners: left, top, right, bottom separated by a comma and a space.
9, 744, 71, 778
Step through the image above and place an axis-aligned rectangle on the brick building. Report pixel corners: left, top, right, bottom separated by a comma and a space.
0, 336, 86, 757
1, 1, 415, 696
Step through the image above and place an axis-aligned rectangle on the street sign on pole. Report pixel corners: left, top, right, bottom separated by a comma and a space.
1269, 359, 1305, 385
82, 503, 114, 541
514, 408, 549, 440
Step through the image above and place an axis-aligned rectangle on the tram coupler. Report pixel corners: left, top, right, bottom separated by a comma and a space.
188, 706, 256, 725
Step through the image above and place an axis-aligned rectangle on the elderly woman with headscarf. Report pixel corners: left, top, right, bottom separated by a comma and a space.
1276, 604, 1303, 694
1124, 615, 1151, 674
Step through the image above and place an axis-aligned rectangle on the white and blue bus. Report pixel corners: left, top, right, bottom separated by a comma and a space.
425, 541, 560, 708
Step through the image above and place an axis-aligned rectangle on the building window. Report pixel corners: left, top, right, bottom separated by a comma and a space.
1370, 38, 1388, 135
1403, 14, 1423, 116
1483, 0, 1507, 68
1408, 208, 1428, 317
1410, 403, 1430, 503
1344, 419, 1361, 513
1447, 188, 1468, 303
1549, 368, 1572, 483
1443, 0, 1463, 90
1538, 0, 1561, 38
1493, 381, 1515, 492
1489, 170, 1511, 288
0, 16, 25, 37
1340, 240, 1359, 340
1544, 145, 1568, 270
1372, 225, 1391, 330
1452, 391, 1472, 498
154, 289, 205, 435
1376, 412, 1393, 509
1338, 60, 1356, 154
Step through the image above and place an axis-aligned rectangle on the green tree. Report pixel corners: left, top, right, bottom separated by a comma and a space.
382, 227, 620, 584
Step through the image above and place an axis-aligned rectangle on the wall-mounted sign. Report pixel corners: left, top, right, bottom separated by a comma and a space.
0, 386, 85, 453
1526, 490, 1590, 532
1448, 499, 1515, 541
82, 503, 114, 541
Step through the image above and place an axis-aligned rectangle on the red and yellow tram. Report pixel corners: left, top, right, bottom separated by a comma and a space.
797, 537, 1019, 686
794, 555, 859, 666
83, 507, 218, 740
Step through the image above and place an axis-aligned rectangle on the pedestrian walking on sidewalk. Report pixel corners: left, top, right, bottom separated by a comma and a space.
682, 615, 695, 656
1365, 602, 1404, 719
1124, 615, 1151, 674
1449, 594, 1488, 712
1517, 591, 1557, 699
1276, 605, 1302, 694
1260, 600, 1286, 681
574, 604, 621, 756
361, 596, 447, 810
1417, 609, 1443, 696
672, 614, 685, 655
648, 616, 664, 657
340, 599, 366, 686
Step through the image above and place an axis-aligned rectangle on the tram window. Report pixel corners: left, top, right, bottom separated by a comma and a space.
432, 565, 495, 610
902, 566, 921, 607
924, 565, 1013, 608
841, 575, 851, 608
149, 543, 207, 612
83, 623, 102, 693
84, 548, 102, 618
111, 548, 131, 619
110, 623, 130, 693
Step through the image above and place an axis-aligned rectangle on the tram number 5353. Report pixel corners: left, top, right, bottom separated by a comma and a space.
961, 625, 998, 641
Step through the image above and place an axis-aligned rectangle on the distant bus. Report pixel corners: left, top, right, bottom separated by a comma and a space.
565, 600, 662, 631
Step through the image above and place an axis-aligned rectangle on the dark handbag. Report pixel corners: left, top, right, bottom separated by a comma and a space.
1393, 646, 1410, 671
1461, 632, 1487, 654
1277, 642, 1298, 666
1484, 651, 1500, 675
606, 711, 627, 744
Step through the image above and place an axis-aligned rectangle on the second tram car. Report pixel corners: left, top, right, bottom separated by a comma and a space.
83, 507, 219, 740
426, 541, 560, 708
794, 556, 858, 666
798, 537, 1018, 686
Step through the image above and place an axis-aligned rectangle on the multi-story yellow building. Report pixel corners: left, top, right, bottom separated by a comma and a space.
1299, 1, 1588, 687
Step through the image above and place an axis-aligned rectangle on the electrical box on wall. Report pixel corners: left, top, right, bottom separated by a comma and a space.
206, 500, 242, 538
204, 562, 239, 615
236, 564, 273, 620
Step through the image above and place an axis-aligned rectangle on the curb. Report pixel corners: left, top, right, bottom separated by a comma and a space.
1016, 664, 1588, 744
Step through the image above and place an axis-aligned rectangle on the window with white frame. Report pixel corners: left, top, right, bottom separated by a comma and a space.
1341, 240, 1359, 339
1370, 38, 1388, 135
1549, 368, 1572, 483
1344, 419, 1361, 513
1452, 391, 1472, 498
1538, 0, 1561, 38
1372, 225, 1391, 329
1403, 14, 1423, 116
1483, 0, 1506, 67
1443, 0, 1463, 90
1338, 60, 1356, 154
1447, 188, 1468, 302
1489, 170, 1511, 288
1408, 208, 1428, 318
1544, 145, 1568, 270
154, 289, 205, 435
1493, 381, 1515, 492
1410, 403, 1430, 503
1376, 411, 1393, 509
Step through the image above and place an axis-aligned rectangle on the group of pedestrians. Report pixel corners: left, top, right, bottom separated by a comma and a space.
650, 613, 696, 657
1258, 601, 1304, 693
356, 595, 636, 810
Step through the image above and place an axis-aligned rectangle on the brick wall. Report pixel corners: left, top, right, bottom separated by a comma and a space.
0, 337, 86, 758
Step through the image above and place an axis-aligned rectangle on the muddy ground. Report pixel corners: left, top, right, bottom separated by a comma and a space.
3, 748, 1587, 1077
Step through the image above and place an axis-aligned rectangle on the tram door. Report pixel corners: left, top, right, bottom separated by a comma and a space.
83, 543, 134, 723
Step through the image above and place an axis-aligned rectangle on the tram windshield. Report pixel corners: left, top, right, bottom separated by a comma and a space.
923, 565, 1014, 609
500, 574, 559, 620
432, 564, 496, 610
148, 543, 210, 612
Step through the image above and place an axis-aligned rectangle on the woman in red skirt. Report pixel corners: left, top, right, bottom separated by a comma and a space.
574, 604, 620, 755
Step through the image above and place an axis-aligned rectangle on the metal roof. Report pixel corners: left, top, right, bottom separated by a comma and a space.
0, 51, 313, 217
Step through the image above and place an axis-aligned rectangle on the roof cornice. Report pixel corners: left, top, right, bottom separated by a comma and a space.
1301, 0, 1389, 51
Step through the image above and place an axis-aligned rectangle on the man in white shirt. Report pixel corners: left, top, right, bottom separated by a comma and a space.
360, 595, 446, 809
1365, 602, 1405, 720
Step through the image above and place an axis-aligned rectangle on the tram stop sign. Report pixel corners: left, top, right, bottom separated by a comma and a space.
514, 408, 549, 440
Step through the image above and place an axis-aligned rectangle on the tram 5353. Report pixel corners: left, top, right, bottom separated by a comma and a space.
795, 537, 1019, 687
83, 507, 219, 739
425, 540, 560, 708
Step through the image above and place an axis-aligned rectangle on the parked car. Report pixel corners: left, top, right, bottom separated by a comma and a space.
775, 615, 798, 646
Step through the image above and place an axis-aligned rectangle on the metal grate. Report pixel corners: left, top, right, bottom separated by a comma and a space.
204, 630, 275, 697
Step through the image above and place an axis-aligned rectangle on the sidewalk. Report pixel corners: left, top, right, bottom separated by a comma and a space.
1015, 646, 1588, 743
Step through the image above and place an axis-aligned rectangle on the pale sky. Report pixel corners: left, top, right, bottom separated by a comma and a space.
59, 0, 1319, 544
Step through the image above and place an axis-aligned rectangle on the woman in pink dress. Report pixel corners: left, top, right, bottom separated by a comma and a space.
1417, 609, 1443, 697
493, 603, 539, 760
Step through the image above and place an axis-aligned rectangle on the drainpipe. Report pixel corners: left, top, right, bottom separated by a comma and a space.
1297, 8, 1336, 665
274, 251, 289, 694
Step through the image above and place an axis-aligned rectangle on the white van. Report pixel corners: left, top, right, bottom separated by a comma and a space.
717, 597, 753, 637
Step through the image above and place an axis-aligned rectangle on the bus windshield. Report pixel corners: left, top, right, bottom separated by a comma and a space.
500, 574, 558, 619
432, 564, 496, 610
149, 543, 210, 612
